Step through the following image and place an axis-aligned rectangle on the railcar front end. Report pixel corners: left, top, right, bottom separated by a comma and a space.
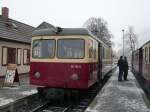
30, 35, 98, 89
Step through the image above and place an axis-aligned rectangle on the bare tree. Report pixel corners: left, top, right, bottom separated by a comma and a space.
83, 17, 113, 46
125, 26, 138, 52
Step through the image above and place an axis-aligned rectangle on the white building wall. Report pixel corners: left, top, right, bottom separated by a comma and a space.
0, 40, 30, 76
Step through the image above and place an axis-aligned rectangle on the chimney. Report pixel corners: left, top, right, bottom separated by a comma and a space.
2, 7, 9, 19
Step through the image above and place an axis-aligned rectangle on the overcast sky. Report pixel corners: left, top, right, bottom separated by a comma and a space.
1, 0, 150, 51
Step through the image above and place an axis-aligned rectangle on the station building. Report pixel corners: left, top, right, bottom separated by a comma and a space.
0, 7, 34, 77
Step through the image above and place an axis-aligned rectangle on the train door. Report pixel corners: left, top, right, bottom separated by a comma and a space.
139, 48, 143, 75
98, 43, 102, 81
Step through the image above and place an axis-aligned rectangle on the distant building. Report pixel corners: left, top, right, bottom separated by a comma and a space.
0, 7, 34, 77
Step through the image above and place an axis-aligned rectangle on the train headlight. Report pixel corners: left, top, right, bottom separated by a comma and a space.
34, 72, 40, 78
71, 73, 80, 80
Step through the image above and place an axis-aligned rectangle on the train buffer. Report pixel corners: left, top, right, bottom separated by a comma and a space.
85, 68, 150, 112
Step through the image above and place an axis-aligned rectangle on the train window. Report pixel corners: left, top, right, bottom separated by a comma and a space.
89, 40, 93, 58
145, 47, 148, 63
143, 49, 144, 61
32, 39, 55, 58
149, 46, 150, 63
93, 41, 97, 59
57, 39, 85, 59
103, 47, 105, 59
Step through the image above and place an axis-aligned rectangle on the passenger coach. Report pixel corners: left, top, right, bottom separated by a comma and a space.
132, 40, 150, 97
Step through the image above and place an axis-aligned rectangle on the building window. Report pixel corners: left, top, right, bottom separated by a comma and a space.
2, 47, 16, 66
2, 47, 7, 66
17, 48, 22, 65
23, 49, 30, 65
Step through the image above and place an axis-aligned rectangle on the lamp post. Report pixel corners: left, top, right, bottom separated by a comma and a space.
122, 29, 125, 57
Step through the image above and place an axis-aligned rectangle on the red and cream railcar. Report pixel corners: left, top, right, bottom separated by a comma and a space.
30, 22, 113, 90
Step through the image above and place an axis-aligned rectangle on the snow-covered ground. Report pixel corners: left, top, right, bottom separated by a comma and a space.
85, 69, 150, 112
0, 75, 37, 107
0, 98, 14, 107
0, 85, 37, 107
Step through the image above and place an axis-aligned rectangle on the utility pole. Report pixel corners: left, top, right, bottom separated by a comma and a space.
122, 29, 125, 57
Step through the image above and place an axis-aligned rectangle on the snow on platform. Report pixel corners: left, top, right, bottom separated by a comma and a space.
85, 68, 150, 112
0, 85, 37, 107
0, 75, 37, 107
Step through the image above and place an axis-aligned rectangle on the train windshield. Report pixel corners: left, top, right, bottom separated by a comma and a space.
32, 39, 55, 58
57, 39, 85, 59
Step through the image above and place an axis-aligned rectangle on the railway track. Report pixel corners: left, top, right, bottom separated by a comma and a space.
29, 69, 115, 112
32, 105, 71, 112
0, 93, 41, 112
0, 68, 116, 112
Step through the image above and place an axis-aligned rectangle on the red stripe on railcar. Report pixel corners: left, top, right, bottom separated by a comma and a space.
30, 62, 98, 89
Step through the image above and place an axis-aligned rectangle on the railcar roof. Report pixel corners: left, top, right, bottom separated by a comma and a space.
140, 40, 150, 48
134, 40, 150, 52
32, 22, 109, 46
32, 28, 92, 37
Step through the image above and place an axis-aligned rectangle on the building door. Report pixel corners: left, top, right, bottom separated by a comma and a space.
7, 48, 16, 64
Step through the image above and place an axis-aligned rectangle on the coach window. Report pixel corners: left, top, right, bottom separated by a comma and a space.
144, 47, 149, 63
149, 46, 150, 63
145, 47, 148, 63
32, 39, 55, 58
57, 39, 85, 59
93, 41, 97, 59
89, 40, 93, 58
103, 47, 105, 59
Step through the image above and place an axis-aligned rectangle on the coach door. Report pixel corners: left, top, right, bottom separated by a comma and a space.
98, 43, 102, 81
139, 48, 143, 75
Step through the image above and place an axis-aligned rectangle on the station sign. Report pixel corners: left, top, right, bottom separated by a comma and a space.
3, 64, 20, 87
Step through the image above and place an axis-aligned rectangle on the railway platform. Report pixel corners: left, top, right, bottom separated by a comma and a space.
0, 74, 37, 108
85, 68, 150, 112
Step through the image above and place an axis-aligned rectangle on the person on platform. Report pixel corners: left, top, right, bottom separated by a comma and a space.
123, 57, 129, 81
117, 56, 124, 82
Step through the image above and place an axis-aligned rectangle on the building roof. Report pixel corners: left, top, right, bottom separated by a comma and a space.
0, 15, 34, 44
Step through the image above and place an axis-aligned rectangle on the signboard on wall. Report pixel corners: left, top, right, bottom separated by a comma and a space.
3, 64, 20, 87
